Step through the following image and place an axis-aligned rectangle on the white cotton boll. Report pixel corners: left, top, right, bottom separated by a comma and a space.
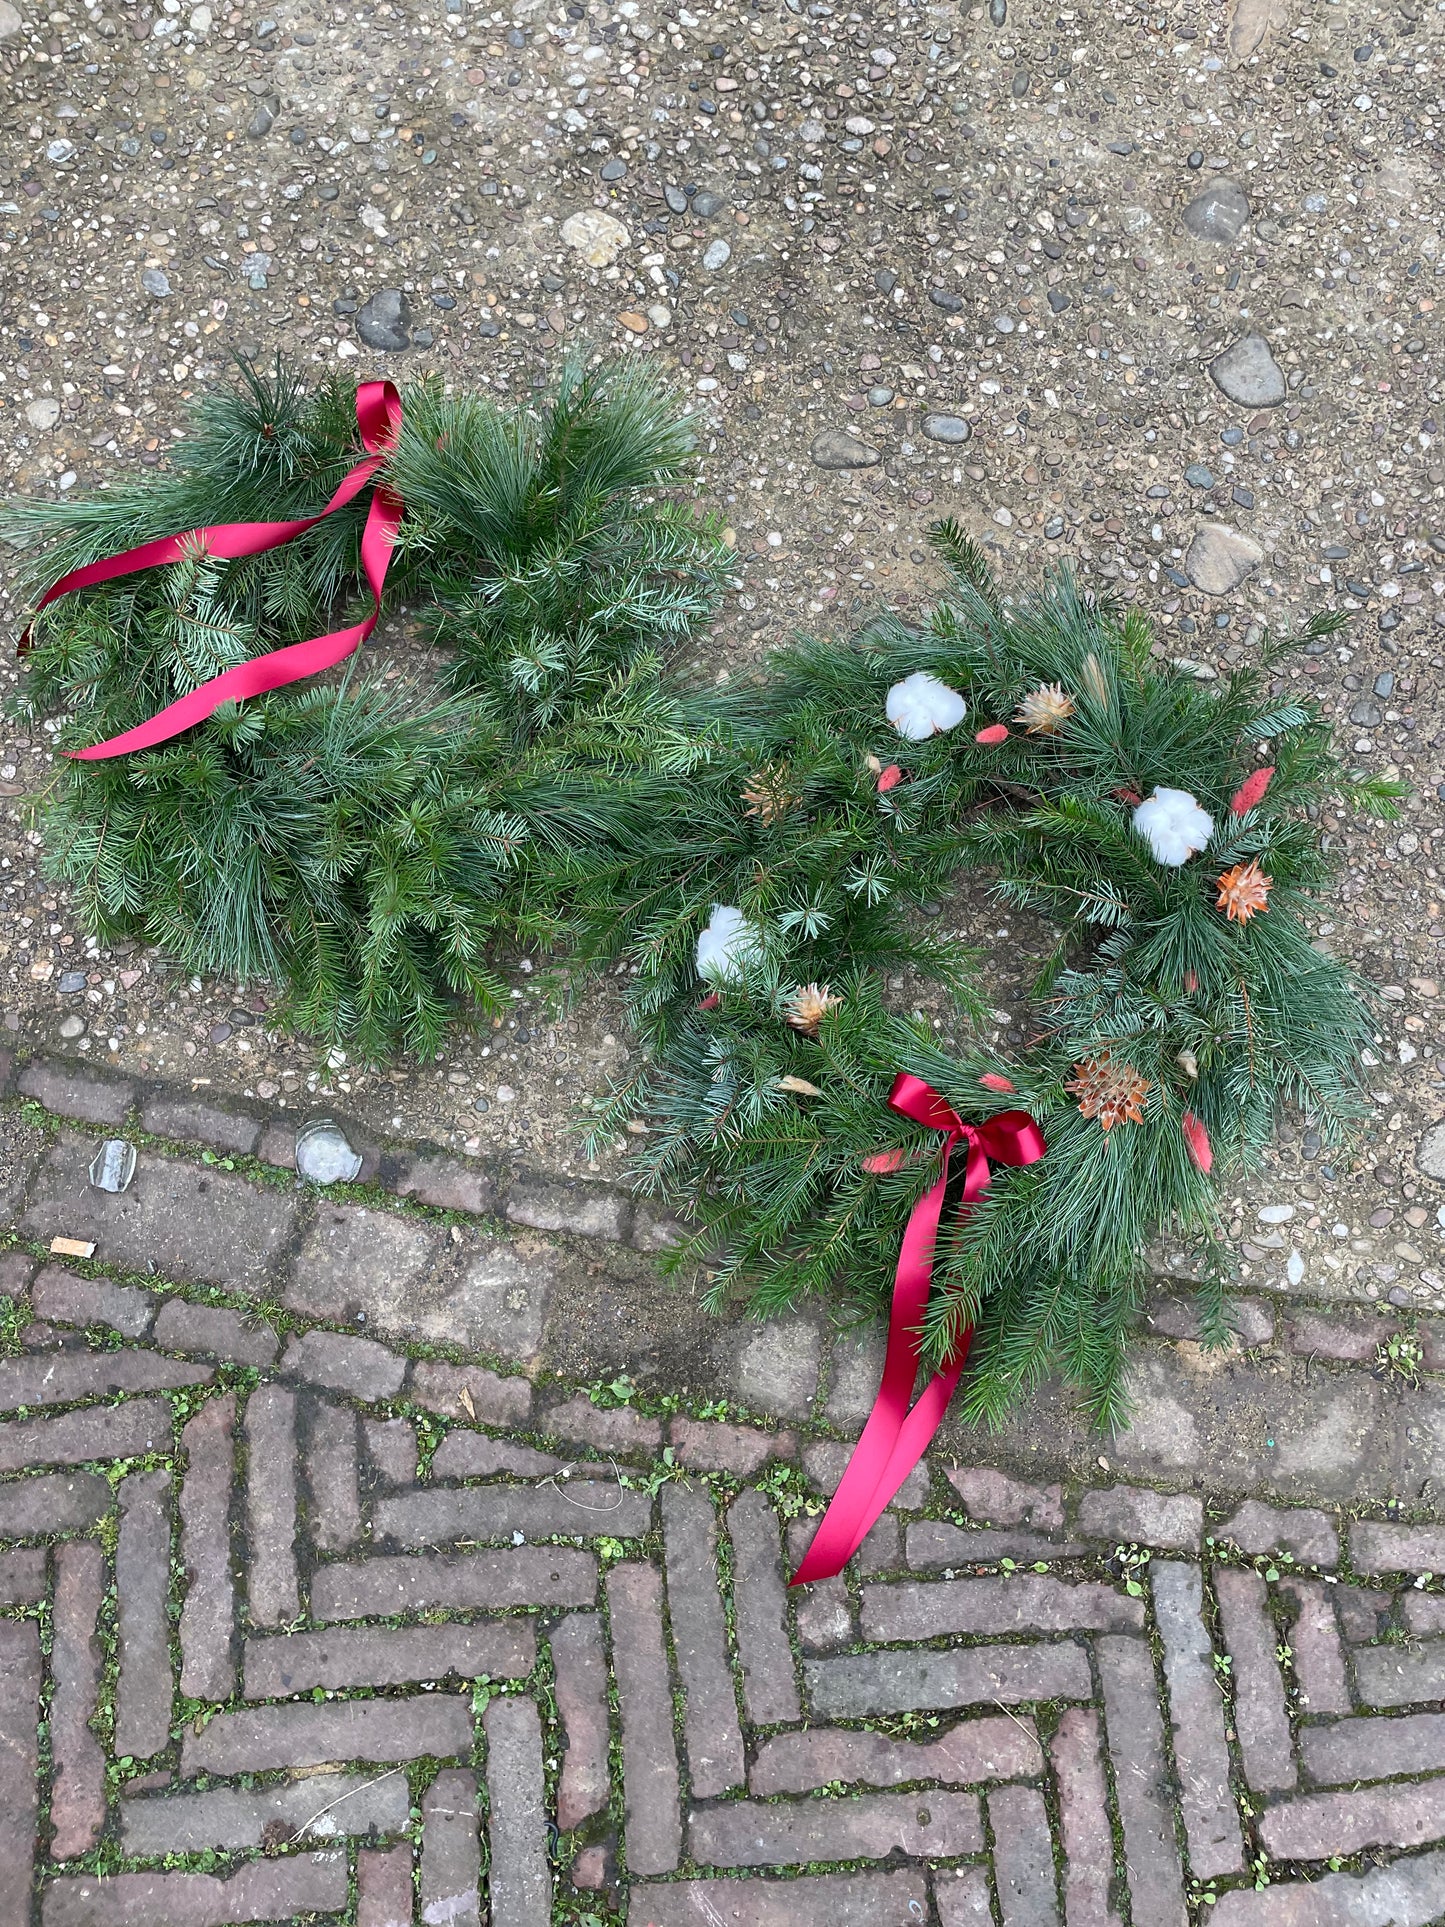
885, 671, 967, 741
1133, 786, 1215, 867
696, 904, 762, 982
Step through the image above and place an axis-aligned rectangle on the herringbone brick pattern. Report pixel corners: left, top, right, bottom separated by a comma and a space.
6, 1256, 1445, 1922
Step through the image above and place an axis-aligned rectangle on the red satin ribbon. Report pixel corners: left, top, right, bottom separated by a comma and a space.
791, 1073, 1045, 1585
23, 381, 404, 761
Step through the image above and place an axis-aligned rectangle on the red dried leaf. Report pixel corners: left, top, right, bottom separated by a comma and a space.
863, 1148, 907, 1174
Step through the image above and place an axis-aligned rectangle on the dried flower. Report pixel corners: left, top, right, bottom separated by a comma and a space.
1014, 682, 1076, 735
785, 983, 842, 1035
1230, 767, 1275, 817
1215, 858, 1272, 924
1079, 651, 1110, 709
1066, 1053, 1152, 1130
975, 723, 1011, 746
741, 763, 800, 825
776, 1074, 823, 1097
877, 763, 903, 794
979, 1072, 1016, 1094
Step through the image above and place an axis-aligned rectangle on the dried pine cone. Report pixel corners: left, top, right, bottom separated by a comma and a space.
1215, 858, 1272, 924
741, 762, 800, 825
1066, 1052, 1151, 1130
1014, 682, 1076, 735
785, 983, 841, 1035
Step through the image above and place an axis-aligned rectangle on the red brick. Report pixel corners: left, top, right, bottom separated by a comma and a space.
357, 1844, 414, 1927
787, 1521, 853, 1651
151, 1297, 279, 1368
907, 1520, 1085, 1567
41, 1853, 348, 1926
18, 1060, 135, 1124
990, 1785, 1062, 1925
0, 1545, 47, 1605
1049, 1708, 1123, 1927
484, 1698, 551, 1927
750, 1715, 1040, 1795
311, 1547, 597, 1620
1217, 1498, 1339, 1567
1214, 1566, 1296, 1793
115, 1469, 174, 1761
181, 1695, 473, 1775
551, 1614, 611, 1833
1076, 1484, 1202, 1551
50, 1542, 107, 1860
662, 1484, 744, 1797
0, 1470, 110, 1537
689, 1790, 981, 1867
1302, 1710, 1445, 1783
1096, 1635, 1187, 1927
407, 1358, 532, 1426
728, 1488, 801, 1726
120, 1771, 410, 1853
31, 1267, 156, 1338
1284, 1309, 1386, 1363
364, 1416, 419, 1484
0, 1622, 41, 1927
1210, 1849, 1445, 1925
1260, 1780, 1445, 1859
805, 1642, 1093, 1716
282, 1329, 405, 1401
1353, 1639, 1445, 1707
860, 1573, 1143, 1641
1351, 1520, 1445, 1575
544, 1394, 661, 1455
0, 1397, 171, 1471
20, 1141, 298, 1289
0, 1348, 211, 1410
428, 1431, 562, 1479
669, 1415, 794, 1475
388, 1151, 496, 1215
1279, 1578, 1351, 1715
305, 1399, 361, 1556
1151, 1561, 1244, 1879
936, 1867, 996, 1923
608, 1561, 681, 1876
178, 1394, 236, 1703
140, 1092, 262, 1157
243, 1384, 298, 1628
244, 1620, 534, 1696
420, 1768, 480, 1927
627, 1871, 930, 1925
375, 1479, 652, 1547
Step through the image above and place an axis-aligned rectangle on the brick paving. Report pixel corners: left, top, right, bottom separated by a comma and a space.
8, 1084, 1445, 1920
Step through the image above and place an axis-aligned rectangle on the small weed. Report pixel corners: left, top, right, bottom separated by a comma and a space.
1375, 1328, 1425, 1388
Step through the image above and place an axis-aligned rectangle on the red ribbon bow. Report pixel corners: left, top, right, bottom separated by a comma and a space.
791, 1072, 1045, 1585
23, 381, 404, 761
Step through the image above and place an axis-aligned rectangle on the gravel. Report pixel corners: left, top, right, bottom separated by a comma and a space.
0, 0, 1442, 1322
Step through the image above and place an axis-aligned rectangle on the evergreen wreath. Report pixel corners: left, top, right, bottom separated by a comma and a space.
5, 360, 1394, 1428
5, 357, 733, 1056
586, 532, 1398, 1424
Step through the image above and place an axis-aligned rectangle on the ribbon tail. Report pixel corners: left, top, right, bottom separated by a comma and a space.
791, 1160, 953, 1587
67, 429, 404, 759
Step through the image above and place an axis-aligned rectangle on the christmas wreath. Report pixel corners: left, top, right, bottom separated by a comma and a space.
5, 358, 733, 1055
7, 365, 1393, 1572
